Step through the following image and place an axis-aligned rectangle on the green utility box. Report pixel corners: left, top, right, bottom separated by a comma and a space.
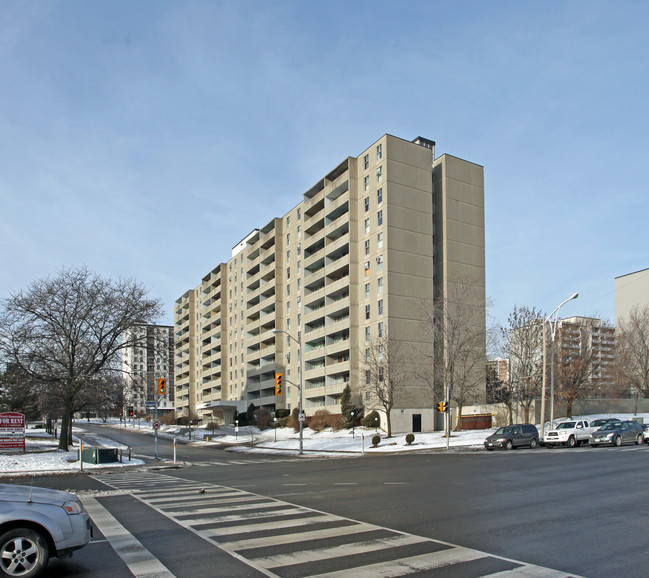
81, 446, 119, 464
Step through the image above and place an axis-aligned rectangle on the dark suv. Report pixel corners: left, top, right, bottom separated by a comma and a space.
484, 424, 540, 450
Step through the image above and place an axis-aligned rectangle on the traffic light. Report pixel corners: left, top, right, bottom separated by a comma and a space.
157, 377, 167, 395
274, 372, 283, 395
436, 401, 448, 413
128, 406, 134, 417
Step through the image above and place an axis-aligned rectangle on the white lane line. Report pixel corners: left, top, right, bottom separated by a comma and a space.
82, 496, 175, 578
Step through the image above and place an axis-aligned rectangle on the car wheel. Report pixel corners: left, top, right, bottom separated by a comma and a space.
529, 438, 538, 449
0, 528, 49, 578
614, 435, 622, 447
636, 435, 643, 445
485, 447, 493, 451
546, 443, 554, 449
567, 436, 576, 448
505, 439, 513, 450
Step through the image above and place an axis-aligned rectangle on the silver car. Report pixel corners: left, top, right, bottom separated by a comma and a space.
0, 484, 91, 577
589, 421, 644, 447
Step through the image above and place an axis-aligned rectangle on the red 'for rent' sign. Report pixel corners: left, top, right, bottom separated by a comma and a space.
0, 412, 26, 450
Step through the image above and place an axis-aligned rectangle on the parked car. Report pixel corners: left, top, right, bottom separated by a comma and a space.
484, 424, 540, 450
643, 423, 649, 444
589, 418, 619, 431
0, 484, 92, 578
589, 420, 644, 447
544, 419, 592, 448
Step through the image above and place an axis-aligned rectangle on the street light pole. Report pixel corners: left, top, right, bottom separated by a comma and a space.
541, 292, 578, 433
273, 329, 304, 455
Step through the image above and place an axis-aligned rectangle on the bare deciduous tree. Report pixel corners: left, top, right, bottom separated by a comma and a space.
503, 306, 545, 424
0, 267, 162, 450
419, 281, 485, 431
616, 305, 649, 398
555, 317, 613, 417
363, 332, 408, 438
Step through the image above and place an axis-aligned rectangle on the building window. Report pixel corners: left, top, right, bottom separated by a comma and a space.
377, 188, 383, 204
378, 277, 383, 293
364, 196, 370, 212
287, 301, 290, 314
364, 261, 370, 276
363, 154, 369, 170
365, 305, 370, 320
297, 225, 301, 238
286, 216, 290, 227
377, 143, 383, 160
364, 175, 370, 191
297, 296, 301, 309
365, 282, 370, 299
287, 250, 290, 260
377, 232, 384, 249
365, 348, 370, 363
366, 370, 371, 385
297, 208, 301, 220
364, 239, 370, 256
377, 210, 383, 226
297, 278, 301, 292
376, 166, 383, 183
297, 260, 301, 274
297, 243, 301, 256
378, 299, 384, 315
378, 321, 384, 337
286, 284, 290, 296
287, 267, 290, 280
286, 233, 290, 245
377, 254, 384, 271
378, 367, 384, 382
365, 218, 370, 234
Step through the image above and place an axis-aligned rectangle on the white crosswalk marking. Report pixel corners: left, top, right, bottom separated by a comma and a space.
82, 496, 176, 577
95, 472, 584, 578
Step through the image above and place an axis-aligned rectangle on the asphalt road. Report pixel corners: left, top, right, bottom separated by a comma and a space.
8, 425, 649, 577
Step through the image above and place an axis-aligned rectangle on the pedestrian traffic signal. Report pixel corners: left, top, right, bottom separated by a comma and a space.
274, 373, 283, 395
436, 401, 448, 413
157, 378, 167, 395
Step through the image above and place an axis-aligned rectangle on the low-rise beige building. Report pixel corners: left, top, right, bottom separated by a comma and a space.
174, 134, 486, 432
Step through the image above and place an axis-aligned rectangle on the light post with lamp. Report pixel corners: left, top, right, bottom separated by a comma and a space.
272, 329, 304, 455
351, 411, 355, 438
274, 417, 278, 443
541, 292, 578, 436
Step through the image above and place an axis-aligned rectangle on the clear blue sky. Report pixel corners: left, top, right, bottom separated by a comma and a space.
2, 1, 648, 328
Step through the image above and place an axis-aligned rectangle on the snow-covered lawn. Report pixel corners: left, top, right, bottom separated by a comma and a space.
2, 412, 647, 476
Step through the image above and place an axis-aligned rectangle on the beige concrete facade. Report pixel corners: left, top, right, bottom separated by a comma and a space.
615, 268, 649, 324
174, 135, 486, 432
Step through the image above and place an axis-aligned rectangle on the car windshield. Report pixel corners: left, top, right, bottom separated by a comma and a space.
494, 427, 513, 435
556, 422, 576, 429
600, 423, 621, 431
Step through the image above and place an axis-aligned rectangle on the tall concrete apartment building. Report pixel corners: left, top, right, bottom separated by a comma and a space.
122, 324, 175, 416
615, 267, 649, 324
556, 316, 616, 397
174, 135, 486, 432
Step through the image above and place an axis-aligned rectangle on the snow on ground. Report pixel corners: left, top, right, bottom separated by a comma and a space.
2, 412, 647, 476
0, 426, 144, 477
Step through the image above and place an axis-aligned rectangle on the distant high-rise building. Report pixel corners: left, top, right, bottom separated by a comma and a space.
175, 134, 486, 432
122, 324, 174, 416
555, 316, 616, 397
